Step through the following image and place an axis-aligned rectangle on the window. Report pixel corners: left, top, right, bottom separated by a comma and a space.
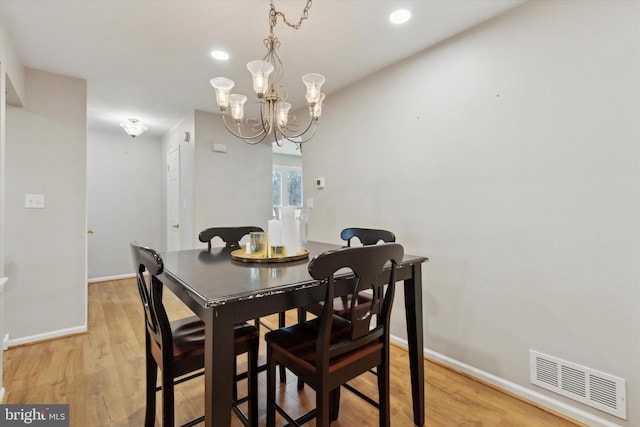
273, 166, 303, 208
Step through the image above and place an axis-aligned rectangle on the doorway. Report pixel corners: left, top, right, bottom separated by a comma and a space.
167, 146, 180, 251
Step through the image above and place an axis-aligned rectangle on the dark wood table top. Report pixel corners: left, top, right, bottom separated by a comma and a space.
161, 241, 427, 308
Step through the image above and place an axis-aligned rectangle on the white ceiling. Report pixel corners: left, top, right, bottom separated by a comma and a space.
1, 0, 526, 137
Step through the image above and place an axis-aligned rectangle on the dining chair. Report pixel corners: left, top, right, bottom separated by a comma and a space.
340, 227, 396, 248
198, 226, 264, 250
299, 227, 396, 319
265, 243, 404, 427
131, 243, 258, 427
296, 228, 397, 390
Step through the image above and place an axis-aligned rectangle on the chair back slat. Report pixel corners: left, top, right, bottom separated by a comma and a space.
308, 243, 403, 363
340, 227, 396, 247
198, 226, 264, 250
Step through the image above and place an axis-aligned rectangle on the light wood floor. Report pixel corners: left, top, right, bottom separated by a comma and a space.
3, 279, 585, 426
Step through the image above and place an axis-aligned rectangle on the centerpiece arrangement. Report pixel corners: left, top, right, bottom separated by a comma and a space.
231, 206, 309, 263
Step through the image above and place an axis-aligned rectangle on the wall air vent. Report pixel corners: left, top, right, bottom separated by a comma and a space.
530, 350, 626, 419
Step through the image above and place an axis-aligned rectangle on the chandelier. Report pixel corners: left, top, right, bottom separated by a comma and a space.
120, 118, 147, 138
210, 0, 325, 148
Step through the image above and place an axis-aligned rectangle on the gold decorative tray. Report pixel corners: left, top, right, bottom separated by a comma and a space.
231, 248, 309, 264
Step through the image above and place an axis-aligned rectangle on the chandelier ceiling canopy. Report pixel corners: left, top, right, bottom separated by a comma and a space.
210, 0, 325, 149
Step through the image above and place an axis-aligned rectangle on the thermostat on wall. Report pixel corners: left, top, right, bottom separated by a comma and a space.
316, 177, 325, 189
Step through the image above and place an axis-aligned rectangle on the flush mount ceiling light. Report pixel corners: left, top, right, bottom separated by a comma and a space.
120, 118, 147, 138
210, 0, 325, 150
389, 9, 412, 24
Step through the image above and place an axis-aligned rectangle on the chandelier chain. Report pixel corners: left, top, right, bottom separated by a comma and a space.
269, 0, 313, 32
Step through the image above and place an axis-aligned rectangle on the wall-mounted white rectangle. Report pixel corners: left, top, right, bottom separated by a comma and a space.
530, 350, 626, 419
212, 143, 227, 153
25, 194, 45, 208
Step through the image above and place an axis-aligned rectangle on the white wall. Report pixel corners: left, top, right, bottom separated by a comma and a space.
159, 110, 272, 251
0, 61, 7, 403
193, 110, 272, 246
0, 9, 24, 401
87, 129, 162, 279
0, 62, 6, 403
0, 13, 25, 107
0, 277, 5, 402
5, 68, 87, 343
303, 1, 640, 425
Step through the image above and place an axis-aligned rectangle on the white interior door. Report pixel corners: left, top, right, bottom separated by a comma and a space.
167, 146, 180, 251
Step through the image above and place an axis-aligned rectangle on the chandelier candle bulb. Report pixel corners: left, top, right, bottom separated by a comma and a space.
278, 102, 291, 127
302, 73, 326, 104
247, 60, 274, 97
311, 93, 325, 120
229, 94, 247, 121
210, 77, 235, 111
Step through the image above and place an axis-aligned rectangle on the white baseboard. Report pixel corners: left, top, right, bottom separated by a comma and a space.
0, 387, 5, 404
389, 334, 620, 427
7, 325, 87, 348
88, 273, 135, 283
390, 335, 409, 348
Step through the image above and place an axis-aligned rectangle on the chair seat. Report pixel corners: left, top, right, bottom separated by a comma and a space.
265, 316, 382, 373
170, 316, 258, 360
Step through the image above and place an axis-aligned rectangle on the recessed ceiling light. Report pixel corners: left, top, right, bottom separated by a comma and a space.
389, 9, 411, 25
211, 50, 230, 60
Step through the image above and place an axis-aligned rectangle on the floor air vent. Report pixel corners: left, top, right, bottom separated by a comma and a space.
530, 350, 626, 419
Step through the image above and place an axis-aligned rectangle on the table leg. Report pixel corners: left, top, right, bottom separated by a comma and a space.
278, 311, 287, 382
404, 263, 425, 426
204, 308, 235, 427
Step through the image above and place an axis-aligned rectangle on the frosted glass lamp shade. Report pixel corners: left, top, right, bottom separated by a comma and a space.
229, 94, 247, 121
311, 93, 325, 120
247, 60, 274, 97
302, 73, 325, 105
277, 102, 291, 127
210, 77, 235, 111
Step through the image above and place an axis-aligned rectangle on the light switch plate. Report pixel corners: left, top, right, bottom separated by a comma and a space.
25, 194, 45, 209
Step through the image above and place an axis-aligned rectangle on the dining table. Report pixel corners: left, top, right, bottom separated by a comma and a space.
160, 241, 428, 427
